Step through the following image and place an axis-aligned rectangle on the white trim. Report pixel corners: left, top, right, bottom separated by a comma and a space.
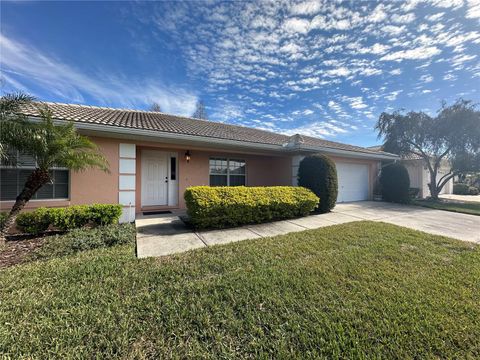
119, 191, 135, 206
119, 175, 136, 190
119, 158, 136, 174
119, 143, 136, 158
118, 143, 136, 223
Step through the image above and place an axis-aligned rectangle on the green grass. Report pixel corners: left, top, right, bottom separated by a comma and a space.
414, 199, 480, 216
1, 221, 479, 358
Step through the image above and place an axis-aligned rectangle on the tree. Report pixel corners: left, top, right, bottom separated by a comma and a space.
0, 95, 109, 243
376, 99, 480, 199
0, 92, 35, 163
192, 100, 208, 120
149, 102, 162, 112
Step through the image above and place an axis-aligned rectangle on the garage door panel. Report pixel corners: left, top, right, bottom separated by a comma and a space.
336, 162, 369, 202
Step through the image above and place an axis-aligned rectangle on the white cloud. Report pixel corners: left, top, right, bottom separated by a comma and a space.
343, 96, 368, 109
0, 34, 197, 115
466, 0, 480, 18
426, 12, 445, 21
290, 1, 323, 15
419, 74, 434, 82
391, 13, 416, 23
385, 90, 403, 101
382, 25, 406, 35
443, 73, 457, 80
390, 68, 402, 75
430, 0, 464, 9
370, 4, 387, 23
283, 17, 310, 34
283, 121, 349, 138
380, 46, 442, 61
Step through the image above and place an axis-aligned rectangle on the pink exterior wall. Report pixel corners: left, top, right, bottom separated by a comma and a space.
0, 137, 119, 211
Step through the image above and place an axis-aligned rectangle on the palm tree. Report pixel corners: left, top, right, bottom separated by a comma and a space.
0, 94, 109, 243
0, 93, 35, 163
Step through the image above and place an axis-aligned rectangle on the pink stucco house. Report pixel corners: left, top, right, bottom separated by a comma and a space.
0, 103, 397, 222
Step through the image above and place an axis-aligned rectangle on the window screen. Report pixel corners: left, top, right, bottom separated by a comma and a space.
0, 150, 69, 201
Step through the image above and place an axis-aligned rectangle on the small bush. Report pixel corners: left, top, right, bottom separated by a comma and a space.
184, 186, 319, 229
297, 154, 338, 213
0, 212, 7, 228
468, 186, 479, 195
380, 163, 410, 203
409, 188, 420, 199
87, 204, 123, 226
453, 183, 469, 195
16, 208, 51, 235
15, 204, 122, 234
33, 223, 136, 260
48, 206, 91, 231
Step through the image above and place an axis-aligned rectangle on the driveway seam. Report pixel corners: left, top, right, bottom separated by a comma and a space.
246, 227, 265, 238
285, 220, 309, 229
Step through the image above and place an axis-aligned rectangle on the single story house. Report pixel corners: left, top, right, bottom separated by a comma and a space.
0, 102, 397, 222
368, 146, 454, 198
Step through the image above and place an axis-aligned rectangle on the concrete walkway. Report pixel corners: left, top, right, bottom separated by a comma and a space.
136, 202, 480, 258
440, 194, 480, 204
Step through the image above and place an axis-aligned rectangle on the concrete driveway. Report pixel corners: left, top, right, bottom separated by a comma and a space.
136, 201, 480, 258
333, 201, 479, 243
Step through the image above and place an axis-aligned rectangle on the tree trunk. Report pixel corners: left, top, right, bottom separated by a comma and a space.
0, 168, 50, 245
429, 169, 439, 200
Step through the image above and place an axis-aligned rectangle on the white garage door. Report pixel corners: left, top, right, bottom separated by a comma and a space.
336, 162, 369, 202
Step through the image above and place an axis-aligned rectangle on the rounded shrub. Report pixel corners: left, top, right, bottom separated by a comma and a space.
297, 154, 338, 213
380, 163, 410, 203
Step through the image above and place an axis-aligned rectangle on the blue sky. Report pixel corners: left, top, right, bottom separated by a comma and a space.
1, 1, 479, 146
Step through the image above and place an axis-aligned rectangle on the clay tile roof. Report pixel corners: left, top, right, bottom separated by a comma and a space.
18, 101, 397, 158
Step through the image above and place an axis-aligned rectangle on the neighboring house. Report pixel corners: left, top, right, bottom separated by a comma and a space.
368, 146, 454, 198
0, 103, 397, 222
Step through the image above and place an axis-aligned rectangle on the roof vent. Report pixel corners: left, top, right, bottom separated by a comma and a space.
283, 133, 305, 148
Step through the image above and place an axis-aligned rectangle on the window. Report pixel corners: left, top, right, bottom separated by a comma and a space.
209, 157, 246, 186
0, 150, 69, 201
170, 157, 176, 180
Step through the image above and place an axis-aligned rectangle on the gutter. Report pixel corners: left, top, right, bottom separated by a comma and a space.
284, 144, 399, 160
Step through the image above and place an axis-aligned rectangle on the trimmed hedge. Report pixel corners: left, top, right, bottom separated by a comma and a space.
15, 204, 123, 235
380, 163, 410, 203
184, 186, 319, 229
453, 183, 478, 195
297, 154, 338, 213
453, 183, 469, 195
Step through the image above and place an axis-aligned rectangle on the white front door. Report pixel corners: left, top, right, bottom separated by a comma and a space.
141, 151, 168, 206
336, 162, 369, 202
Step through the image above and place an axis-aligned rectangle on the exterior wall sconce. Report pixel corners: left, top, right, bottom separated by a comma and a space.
185, 150, 191, 163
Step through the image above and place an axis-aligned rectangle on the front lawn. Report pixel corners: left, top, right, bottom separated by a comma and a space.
413, 199, 480, 216
1, 221, 479, 358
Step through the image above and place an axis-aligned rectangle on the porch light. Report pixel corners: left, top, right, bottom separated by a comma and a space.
185, 150, 191, 163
